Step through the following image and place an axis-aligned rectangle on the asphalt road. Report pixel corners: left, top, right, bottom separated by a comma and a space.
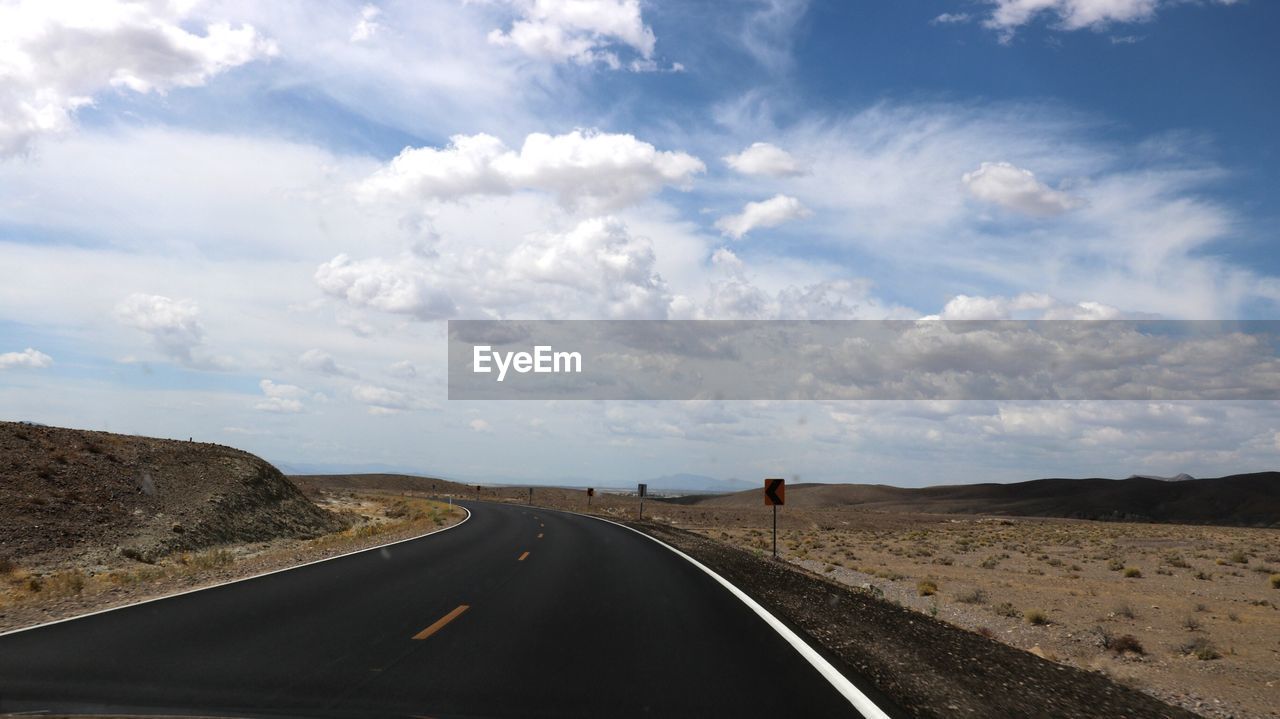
0, 501, 879, 718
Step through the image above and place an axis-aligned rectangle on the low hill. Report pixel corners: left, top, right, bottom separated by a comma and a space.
1, 421, 348, 565
290, 473, 477, 496
681, 473, 1280, 527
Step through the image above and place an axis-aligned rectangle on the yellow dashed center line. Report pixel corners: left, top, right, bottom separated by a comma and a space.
518, 551, 530, 561
413, 604, 469, 640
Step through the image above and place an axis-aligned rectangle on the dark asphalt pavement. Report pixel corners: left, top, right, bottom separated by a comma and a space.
0, 501, 873, 718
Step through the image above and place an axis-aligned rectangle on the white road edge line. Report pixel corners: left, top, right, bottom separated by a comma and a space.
0, 505, 472, 639
554, 508, 892, 719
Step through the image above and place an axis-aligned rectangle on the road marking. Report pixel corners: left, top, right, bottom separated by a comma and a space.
518, 551, 530, 561
413, 604, 470, 640
0, 505, 474, 639
554, 509, 893, 719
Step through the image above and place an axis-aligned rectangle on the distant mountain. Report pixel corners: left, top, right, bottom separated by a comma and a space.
684, 472, 1280, 527
636, 473, 755, 494
1127, 473, 1195, 482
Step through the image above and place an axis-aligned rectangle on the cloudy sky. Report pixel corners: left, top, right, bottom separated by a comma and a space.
2, 0, 1278, 485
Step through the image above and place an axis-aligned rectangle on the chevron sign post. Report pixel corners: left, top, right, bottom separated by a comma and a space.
765, 478, 785, 558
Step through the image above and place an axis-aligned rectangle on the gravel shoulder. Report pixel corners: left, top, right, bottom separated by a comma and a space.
635, 520, 1200, 719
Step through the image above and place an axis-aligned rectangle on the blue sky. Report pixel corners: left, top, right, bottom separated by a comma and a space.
2, 0, 1278, 485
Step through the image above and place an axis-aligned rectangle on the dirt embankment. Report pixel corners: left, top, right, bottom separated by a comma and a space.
1, 421, 348, 568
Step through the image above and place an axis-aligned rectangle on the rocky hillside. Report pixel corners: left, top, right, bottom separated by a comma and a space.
1, 421, 348, 566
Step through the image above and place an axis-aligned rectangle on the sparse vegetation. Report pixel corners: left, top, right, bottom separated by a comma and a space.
955, 587, 987, 604
1110, 634, 1145, 656
44, 569, 86, 597
1123, 567, 1142, 578
1024, 609, 1050, 626
1271, 573, 1280, 589
917, 579, 938, 596
1180, 637, 1221, 661
182, 549, 234, 571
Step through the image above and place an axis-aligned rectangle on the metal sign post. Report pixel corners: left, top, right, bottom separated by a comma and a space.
528, 487, 533, 505
475, 485, 481, 501
764, 478, 785, 559
637, 483, 647, 520
587, 487, 595, 508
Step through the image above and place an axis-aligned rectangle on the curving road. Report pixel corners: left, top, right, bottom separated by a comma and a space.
0, 501, 882, 718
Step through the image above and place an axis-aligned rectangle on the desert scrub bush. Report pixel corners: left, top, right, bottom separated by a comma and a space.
1110, 634, 1145, 656
1164, 554, 1191, 568
45, 570, 87, 597
1194, 570, 1213, 581
955, 587, 987, 604
1271, 574, 1280, 589
1107, 558, 1125, 572
1229, 549, 1248, 564
917, 579, 938, 596
1182, 616, 1202, 632
1180, 637, 1220, 660
1123, 567, 1142, 578
979, 553, 1008, 569
186, 549, 234, 570
993, 602, 1020, 618
1113, 603, 1137, 619
1024, 609, 1050, 626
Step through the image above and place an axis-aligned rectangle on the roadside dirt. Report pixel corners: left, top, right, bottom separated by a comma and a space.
637, 521, 1199, 719
0, 492, 465, 633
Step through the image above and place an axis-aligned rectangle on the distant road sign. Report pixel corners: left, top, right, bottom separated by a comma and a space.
638, 483, 647, 497
764, 478, 785, 506
587, 487, 595, 497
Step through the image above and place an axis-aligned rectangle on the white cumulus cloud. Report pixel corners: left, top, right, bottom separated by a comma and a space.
926, 292, 1122, 320
255, 378, 307, 413
723, 142, 804, 177
299, 349, 357, 378
0, 0, 276, 156
358, 130, 704, 212
505, 216, 671, 318
316, 216, 672, 320
0, 347, 53, 369
979, 0, 1240, 39
715, 194, 811, 239
962, 161, 1082, 217
350, 4, 381, 42
315, 254, 457, 320
352, 383, 413, 414
487, 0, 656, 69
113, 293, 219, 367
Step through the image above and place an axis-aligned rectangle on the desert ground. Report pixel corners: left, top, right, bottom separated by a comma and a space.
685, 511, 1280, 719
